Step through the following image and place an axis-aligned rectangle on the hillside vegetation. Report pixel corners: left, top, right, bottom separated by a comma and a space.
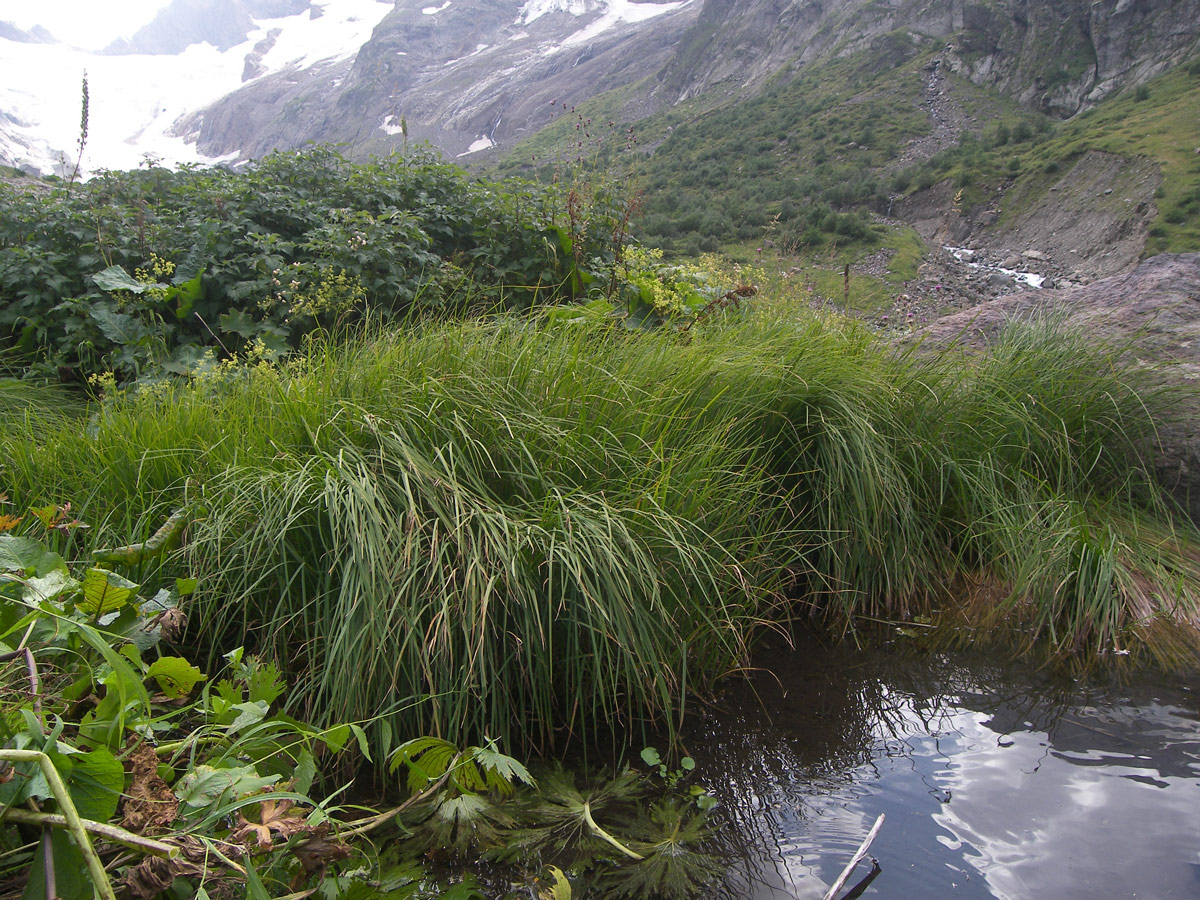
498, 42, 1200, 297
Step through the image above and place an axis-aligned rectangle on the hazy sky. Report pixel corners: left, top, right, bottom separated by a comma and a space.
5, 1, 171, 51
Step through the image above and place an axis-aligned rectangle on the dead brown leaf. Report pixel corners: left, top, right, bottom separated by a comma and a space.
148, 607, 187, 643
120, 736, 179, 833
231, 795, 314, 849
118, 854, 205, 900
290, 824, 352, 888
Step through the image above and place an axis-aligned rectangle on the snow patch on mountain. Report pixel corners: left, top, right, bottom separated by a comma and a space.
559, 0, 692, 47
0, 0, 391, 176
518, 0, 598, 25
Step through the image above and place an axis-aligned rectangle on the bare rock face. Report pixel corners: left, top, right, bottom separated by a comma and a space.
943, 0, 1200, 116
919, 253, 1200, 521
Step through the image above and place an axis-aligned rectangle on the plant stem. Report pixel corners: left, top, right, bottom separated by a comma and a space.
0, 750, 117, 900
0, 808, 179, 859
582, 801, 644, 860
339, 754, 460, 839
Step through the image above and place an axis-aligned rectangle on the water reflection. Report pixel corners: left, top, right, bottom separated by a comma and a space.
689, 637, 1200, 899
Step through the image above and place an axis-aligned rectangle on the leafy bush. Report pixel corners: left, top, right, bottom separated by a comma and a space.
0, 147, 621, 383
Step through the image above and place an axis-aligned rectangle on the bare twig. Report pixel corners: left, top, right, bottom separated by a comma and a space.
337, 754, 461, 839
822, 813, 884, 900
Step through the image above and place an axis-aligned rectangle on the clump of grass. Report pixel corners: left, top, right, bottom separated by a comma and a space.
2, 311, 1197, 753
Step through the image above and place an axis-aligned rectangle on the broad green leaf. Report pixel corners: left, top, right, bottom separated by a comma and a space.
293, 748, 317, 795
176, 577, 198, 596
64, 746, 125, 821
227, 700, 270, 733
161, 342, 209, 374
175, 764, 280, 811
390, 736, 459, 792
92, 264, 165, 294
640, 747, 662, 767
79, 568, 139, 616
21, 830, 90, 900
0, 534, 45, 573
170, 269, 204, 320
210, 679, 243, 721
349, 723, 373, 762
145, 656, 206, 698
219, 308, 258, 338
322, 723, 350, 753
88, 305, 144, 344
21, 569, 78, 603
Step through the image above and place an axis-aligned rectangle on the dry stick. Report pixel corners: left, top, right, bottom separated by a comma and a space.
821, 813, 885, 900
0, 808, 178, 859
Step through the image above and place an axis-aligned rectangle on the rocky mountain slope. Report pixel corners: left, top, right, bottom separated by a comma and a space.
181, 0, 1200, 163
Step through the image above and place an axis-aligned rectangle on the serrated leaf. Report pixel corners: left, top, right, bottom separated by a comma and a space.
246, 659, 285, 705
219, 307, 258, 338
435, 793, 489, 824
145, 656, 206, 698
473, 741, 535, 790
79, 568, 139, 616
541, 865, 572, 900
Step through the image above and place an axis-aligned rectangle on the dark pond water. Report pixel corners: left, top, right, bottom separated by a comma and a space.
688, 637, 1200, 900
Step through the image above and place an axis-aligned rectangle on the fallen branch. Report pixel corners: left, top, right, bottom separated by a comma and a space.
822, 813, 885, 900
